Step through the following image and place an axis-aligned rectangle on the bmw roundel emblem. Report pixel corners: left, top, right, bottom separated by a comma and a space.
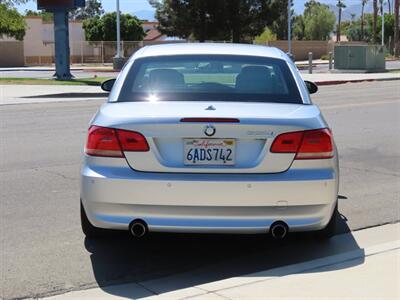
204, 124, 216, 137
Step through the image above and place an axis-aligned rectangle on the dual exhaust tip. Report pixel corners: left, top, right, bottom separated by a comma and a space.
129, 219, 289, 239
129, 219, 148, 238
270, 221, 289, 239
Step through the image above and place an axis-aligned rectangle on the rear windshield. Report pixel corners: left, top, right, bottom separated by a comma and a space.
117, 55, 302, 104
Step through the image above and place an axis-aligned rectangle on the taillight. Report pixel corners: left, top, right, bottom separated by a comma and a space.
85, 125, 149, 157
296, 129, 334, 159
271, 128, 334, 159
269, 131, 304, 153
85, 126, 123, 157
115, 128, 149, 152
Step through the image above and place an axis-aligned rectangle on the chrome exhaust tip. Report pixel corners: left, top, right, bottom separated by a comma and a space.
129, 220, 148, 238
270, 221, 288, 239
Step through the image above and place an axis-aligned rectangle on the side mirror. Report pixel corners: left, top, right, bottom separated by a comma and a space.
101, 79, 116, 92
286, 53, 295, 62
304, 80, 318, 94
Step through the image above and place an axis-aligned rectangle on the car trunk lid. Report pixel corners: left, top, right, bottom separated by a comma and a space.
95, 101, 324, 173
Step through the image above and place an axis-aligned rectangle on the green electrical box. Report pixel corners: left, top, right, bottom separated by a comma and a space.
334, 45, 385, 72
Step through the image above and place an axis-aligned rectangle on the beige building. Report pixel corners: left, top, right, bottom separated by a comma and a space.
23, 16, 87, 64
0, 17, 167, 66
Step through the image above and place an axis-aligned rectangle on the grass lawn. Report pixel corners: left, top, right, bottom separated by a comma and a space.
0, 77, 112, 86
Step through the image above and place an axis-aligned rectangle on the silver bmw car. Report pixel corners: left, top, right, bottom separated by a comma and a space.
80, 43, 339, 239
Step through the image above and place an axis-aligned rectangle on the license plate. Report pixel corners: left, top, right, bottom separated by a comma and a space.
184, 139, 235, 165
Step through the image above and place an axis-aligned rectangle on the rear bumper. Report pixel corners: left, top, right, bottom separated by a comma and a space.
81, 158, 339, 234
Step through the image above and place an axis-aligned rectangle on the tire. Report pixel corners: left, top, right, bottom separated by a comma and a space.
80, 201, 105, 238
315, 203, 338, 239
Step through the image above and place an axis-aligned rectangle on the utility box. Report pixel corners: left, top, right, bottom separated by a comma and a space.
334, 45, 385, 72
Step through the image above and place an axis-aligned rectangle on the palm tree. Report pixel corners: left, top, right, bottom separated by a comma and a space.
361, 0, 368, 40
373, 0, 378, 43
395, 0, 399, 56
336, 0, 346, 42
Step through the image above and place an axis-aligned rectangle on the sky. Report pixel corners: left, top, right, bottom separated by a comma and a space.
17, 0, 154, 14
16, 0, 374, 18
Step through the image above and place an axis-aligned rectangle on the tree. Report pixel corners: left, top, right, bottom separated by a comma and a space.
377, 13, 395, 44
150, 0, 280, 43
83, 12, 145, 41
304, 1, 336, 40
269, 0, 295, 40
293, 1, 336, 41
0, 3, 26, 40
361, 0, 368, 40
69, 0, 104, 20
336, 0, 346, 42
345, 12, 395, 43
150, 0, 227, 42
254, 27, 277, 44
373, 0, 378, 42
224, 0, 269, 42
25, 9, 53, 22
293, 14, 306, 40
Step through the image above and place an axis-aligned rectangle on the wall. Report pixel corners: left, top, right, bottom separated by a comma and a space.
0, 41, 25, 67
23, 17, 89, 64
23, 17, 54, 64
266, 40, 331, 60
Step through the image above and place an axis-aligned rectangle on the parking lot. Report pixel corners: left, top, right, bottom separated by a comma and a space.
1, 80, 399, 299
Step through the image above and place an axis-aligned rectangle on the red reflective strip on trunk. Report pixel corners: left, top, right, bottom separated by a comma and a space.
180, 118, 240, 123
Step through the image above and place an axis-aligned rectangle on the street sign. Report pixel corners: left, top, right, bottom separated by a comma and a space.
38, 0, 85, 10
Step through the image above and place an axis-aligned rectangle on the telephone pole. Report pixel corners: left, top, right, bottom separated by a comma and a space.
116, 0, 121, 58
288, 0, 292, 55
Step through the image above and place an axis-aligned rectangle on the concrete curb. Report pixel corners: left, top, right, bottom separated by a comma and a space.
0, 68, 84, 72
82, 69, 119, 73
315, 76, 400, 86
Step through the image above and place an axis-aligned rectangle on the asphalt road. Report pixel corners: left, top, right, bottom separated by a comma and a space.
1, 81, 399, 299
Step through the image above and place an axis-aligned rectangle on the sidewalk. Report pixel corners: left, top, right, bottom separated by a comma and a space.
301, 72, 400, 85
0, 65, 113, 72
45, 223, 400, 300
0, 85, 105, 105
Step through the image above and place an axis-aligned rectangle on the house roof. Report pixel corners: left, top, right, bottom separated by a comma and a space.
144, 28, 164, 41
142, 21, 159, 26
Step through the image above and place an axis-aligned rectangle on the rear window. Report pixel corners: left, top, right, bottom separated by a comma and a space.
117, 55, 302, 104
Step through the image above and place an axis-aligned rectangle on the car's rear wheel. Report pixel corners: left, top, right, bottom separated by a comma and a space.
80, 201, 105, 238
315, 203, 338, 239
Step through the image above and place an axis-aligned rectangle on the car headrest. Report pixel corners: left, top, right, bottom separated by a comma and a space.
236, 66, 272, 93
148, 69, 185, 90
